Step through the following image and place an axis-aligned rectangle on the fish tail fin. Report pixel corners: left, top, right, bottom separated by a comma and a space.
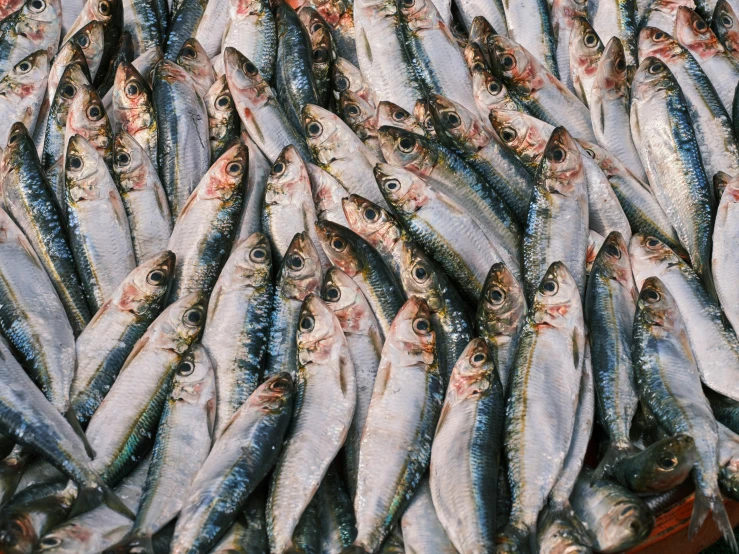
64, 407, 95, 459
70, 478, 135, 520
593, 442, 635, 480
707, 492, 738, 554
688, 489, 711, 539
496, 523, 531, 553
102, 534, 155, 554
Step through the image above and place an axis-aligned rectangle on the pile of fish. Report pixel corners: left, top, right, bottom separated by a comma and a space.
6, 0, 739, 552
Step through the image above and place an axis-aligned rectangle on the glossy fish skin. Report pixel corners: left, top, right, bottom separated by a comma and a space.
638, 27, 739, 190
523, 127, 589, 301
209, 493, 269, 553
491, 34, 596, 142
0, 0, 61, 76
400, 476, 457, 554
153, 59, 210, 218
122, 0, 161, 57
338, 89, 382, 159
590, 38, 647, 183
65, 135, 136, 312
713, 0, 739, 61
321, 267, 383, 498
164, 0, 207, 60
166, 143, 246, 303
713, 173, 739, 332
311, 161, 351, 226
430, 339, 504, 552
71, 251, 174, 425
300, 8, 335, 108
632, 277, 736, 550
113, 345, 215, 551
709, 389, 739, 435
585, 232, 639, 476
376, 101, 427, 138
317, 465, 357, 552
267, 295, 356, 553
84, 292, 207, 485
1, 123, 90, 335
218, 0, 276, 84
550, 0, 588, 94
224, 47, 311, 163
170, 373, 294, 554
235, 132, 272, 240
630, 57, 715, 292
331, 57, 373, 107
498, 262, 586, 549
611, 434, 697, 493
377, 126, 522, 274
0, 50, 48, 147
175, 38, 216, 99
112, 62, 157, 169
351, 297, 443, 553
570, 471, 653, 553
641, 0, 696, 34
202, 233, 273, 439
471, 65, 524, 116
502, 0, 560, 77
569, 17, 604, 108
630, 234, 739, 404
204, 75, 239, 161
476, 262, 526, 391
588, 0, 639, 72
64, 83, 114, 170
95, 30, 135, 104
66, 21, 104, 84
536, 510, 592, 554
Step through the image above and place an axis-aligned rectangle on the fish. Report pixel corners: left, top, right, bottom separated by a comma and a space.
349, 297, 443, 553
193, 0, 230, 59
712, 0, 739, 61
0, 0, 61, 76
170, 373, 294, 554
236, 132, 273, 240
309, 161, 351, 226
122, 0, 161, 57
203, 76, 240, 161
456, 3, 506, 39
587, 0, 639, 72
165, 0, 207, 60
209, 493, 269, 553
331, 57, 374, 108
641, 0, 697, 34
569, 17, 604, 108
298, 6, 334, 108
375, 102, 427, 138
550, 0, 588, 93
316, 465, 356, 553
64, 83, 113, 174
501, 0, 560, 77
400, 476, 457, 553
166, 142, 246, 303
95, 31, 135, 103
611, 435, 697, 493
0, 50, 48, 147
175, 38, 216, 99
201, 232, 274, 438
67, 21, 105, 85
337, 89, 382, 159
712, 172, 739, 332
470, 65, 523, 116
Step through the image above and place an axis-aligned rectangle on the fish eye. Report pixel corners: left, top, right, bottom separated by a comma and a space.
146, 269, 166, 285
722, 15, 733, 27
288, 254, 305, 269
331, 237, 346, 251
67, 156, 83, 170
29, 0, 45, 11
181, 46, 197, 59
243, 60, 258, 75
249, 246, 268, 263
648, 61, 665, 74
472, 61, 485, 71
658, 455, 678, 469
644, 288, 661, 303
216, 94, 231, 109
549, 146, 566, 163
270, 376, 290, 392
693, 18, 708, 32
177, 359, 194, 376
311, 22, 322, 33
38, 537, 61, 549
313, 48, 328, 63
616, 58, 626, 72
98, 0, 110, 15
76, 34, 90, 48
646, 237, 661, 249
487, 80, 502, 94
398, 136, 416, 152
116, 151, 131, 166
584, 148, 595, 158
629, 521, 642, 534
87, 104, 103, 121
16, 61, 31, 73
445, 112, 461, 128
384, 179, 400, 191
402, 0, 415, 7
363, 207, 378, 221
324, 285, 341, 301
392, 109, 406, 121
335, 75, 349, 91
227, 162, 244, 176
584, 32, 598, 47
500, 127, 517, 142
423, 114, 434, 130
487, 286, 505, 304
471, 352, 486, 365
498, 54, 514, 70
606, 243, 621, 258
271, 161, 285, 175
125, 82, 140, 97
61, 84, 77, 98
184, 307, 204, 326
343, 103, 360, 118
299, 314, 315, 331
306, 121, 323, 137
653, 30, 666, 41
413, 265, 428, 282
7, 128, 22, 144
541, 279, 558, 295
413, 317, 430, 334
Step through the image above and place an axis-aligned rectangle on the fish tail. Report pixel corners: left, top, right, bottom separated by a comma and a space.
593, 442, 636, 480
69, 478, 135, 520
496, 522, 531, 553
708, 492, 738, 554
64, 407, 95, 459
103, 534, 155, 554
688, 489, 711, 539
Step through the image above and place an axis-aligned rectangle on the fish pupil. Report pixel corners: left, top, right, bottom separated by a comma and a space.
217, 95, 230, 108
313, 48, 327, 62
501, 55, 514, 69
414, 266, 427, 280
344, 104, 359, 117
126, 83, 139, 96
185, 310, 202, 324
307, 122, 322, 136
447, 113, 461, 127
385, 179, 400, 190
606, 244, 621, 258
414, 318, 429, 332
490, 288, 504, 302
392, 110, 406, 121
331, 238, 345, 251
616, 59, 626, 72
694, 20, 707, 32
658, 456, 677, 469
31, 0, 43, 9
148, 270, 164, 283
654, 31, 665, 40
99, 0, 110, 14
644, 289, 660, 302
501, 128, 516, 142
69, 156, 82, 170
244, 61, 258, 74
488, 82, 501, 94
182, 47, 196, 59
543, 281, 556, 293
312, 23, 322, 33
272, 162, 285, 174
472, 353, 486, 363
585, 33, 596, 47
88, 106, 101, 119
326, 287, 340, 300
62, 84, 76, 97
228, 162, 243, 175
364, 208, 377, 221
251, 247, 267, 261
551, 147, 566, 163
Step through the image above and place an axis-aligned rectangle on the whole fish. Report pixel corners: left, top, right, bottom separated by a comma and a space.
523, 127, 589, 301
630, 234, 739, 403
569, 17, 604, 108
1, 123, 90, 334
550, 0, 588, 93
236, 132, 272, 240
630, 57, 715, 292
353, 0, 424, 112
400, 477, 457, 554
498, 262, 586, 550
585, 231, 639, 476
193, 0, 229, 59
111, 132, 172, 264
713, 0, 739, 61
71, 251, 174, 425
590, 38, 647, 182
713, 172, 739, 332
153, 59, 210, 217
587, 0, 639, 71
321, 267, 383, 498
83, 292, 207, 485
502, 0, 560, 77
310, 161, 351, 226
611, 434, 697, 493
674, 6, 739, 113
108, 344, 216, 553
267, 294, 356, 553
170, 373, 294, 554
570, 470, 653, 553
201, 233, 274, 438
632, 276, 736, 550
476, 262, 526, 391
175, 38, 215, 98
0, 0, 61, 75
350, 297, 443, 552
430, 338, 504, 552
224, 47, 311, 162
166, 143, 246, 303
65, 134, 136, 312
0, 50, 48, 147
263, 232, 323, 379
204, 75, 239, 160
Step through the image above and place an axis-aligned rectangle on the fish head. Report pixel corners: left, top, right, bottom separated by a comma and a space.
633, 434, 697, 491
496, 524, 529, 552
636, 276, 681, 330
674, 6, 723, 58
297, 294, 344, 363
227, 232, 273, 285
0, 50, 49, 101
632, 56, 679, 105
280, 232, 323, 299
342, 194, 398, 248
428, 93, 491, 152
332, 58, 364, 98
596, 37, 628, 96
472, 67, 517, 113
490, 35, 536, 87
465, 42, 489, 72
550, 0, 588, 29
714, 0, 739, 47
537, 512, 592, 554
157, 292, 207, 352
69, 21, 104, 76
298, 7, 333, 70
489, 109, 551, 167
0, 122, 33, 179
112, 63, 151, 114
373, 161, 432, 215
0, 511, 38, 554
628, 234, 682, 288
638, 27, 683, 62
232, 0, 272, 18
83, 0, 118, 26
19, 0, 60, 26
716, 171, 739, 205
388, 296, 436, 366
308, 163, 347, 221
414, 100, 437, 139
533, 261, 582, 328
469, 15, 497, 50
265, 145, 310, 203
176, 38, 214, 86
52, 62, 90, 112
593, 495, 653, 552
205, 75, 234, 124
569, 16, 604, 74
376, 101, 425, 136
592, 232, 635, 290
399, 241, 445, 311
322, 267, 376, 334
49, 41, 88, 94
64, 135, 109, 202
536, 126, 585, 197
223, 48, 267, 105
252, 372, 294, 414
66, 84, 110, 154
377, 126, 436, 176
36, 524, 91, 554
447, 338, 494, 400
302, 103, 343, 153
315, 221, 365, 276
114, 250, 175, 315
171, 345, 217, 424
398, 0, 442, 31
198, 142, 247, 201
339, 89, 374, 128
478, 262, 527, 339
112, 131, 150, 189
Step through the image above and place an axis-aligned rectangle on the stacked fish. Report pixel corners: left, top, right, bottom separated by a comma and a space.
5, 0, 739, 552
